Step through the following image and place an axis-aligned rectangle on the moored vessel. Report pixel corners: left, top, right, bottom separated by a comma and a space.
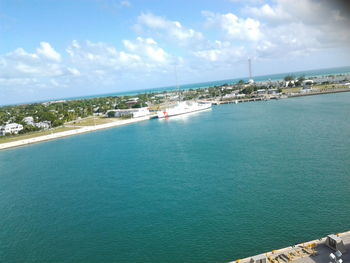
157, 101, 211, 118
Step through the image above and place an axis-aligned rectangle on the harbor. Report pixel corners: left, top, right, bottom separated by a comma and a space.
1, 84, 350, 150
230, 231, 350, 263
1, 92, 350, 263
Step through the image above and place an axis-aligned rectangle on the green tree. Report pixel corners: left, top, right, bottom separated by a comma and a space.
284, 75, 295, 81
107, 111, 116, 118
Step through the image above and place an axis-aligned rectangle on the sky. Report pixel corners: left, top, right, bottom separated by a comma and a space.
1, 0, 350, 105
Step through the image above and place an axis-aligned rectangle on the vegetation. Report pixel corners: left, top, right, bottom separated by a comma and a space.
0, 127, 76, 144
1, 73, 349, 140
284, 75, 295, 81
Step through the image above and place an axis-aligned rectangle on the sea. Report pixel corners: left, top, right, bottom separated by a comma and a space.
1, 92, 350, 263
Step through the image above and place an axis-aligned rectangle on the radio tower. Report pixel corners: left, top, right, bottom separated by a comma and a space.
248, 58, 254, 84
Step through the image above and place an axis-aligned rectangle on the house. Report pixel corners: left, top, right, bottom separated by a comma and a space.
0, 123, 24, 136
285, 80, 295, 87
125, 97, 139, 106
23, 116, 35, 126
301, 79, 314, 93
268, 89, 278, 95
222, 93, 237, 99
256, 89, 267, 95
35, 121, 51, 130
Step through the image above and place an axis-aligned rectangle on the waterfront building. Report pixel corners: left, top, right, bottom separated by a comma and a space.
106, 107, 150, 118
223, 93, 238, 100
257, 89, 267, 96
268, 89, 279, 95
301, 79, 314, 93
0, 123, 24, 136
132, 107, 150, 118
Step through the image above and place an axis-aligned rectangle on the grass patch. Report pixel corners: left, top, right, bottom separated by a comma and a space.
0, 127, 77, 144
282, 84, 348, 94
71, 117, 118, 126
282, 87, 300, 94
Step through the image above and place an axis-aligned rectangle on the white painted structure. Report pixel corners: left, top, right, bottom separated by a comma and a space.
0, 123, 24, 136
23, 116, 35, 126
132, 107, 150, 118
35, 121, 51, 130
107, 107, 150, 118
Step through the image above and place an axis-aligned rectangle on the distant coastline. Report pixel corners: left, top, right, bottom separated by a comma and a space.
2, 65, 350, 107
1, 89, 350, 151
1, 66, 349, 150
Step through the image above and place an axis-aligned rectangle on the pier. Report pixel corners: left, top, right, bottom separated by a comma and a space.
199, 96, 279, 105
229, 231, 350, 263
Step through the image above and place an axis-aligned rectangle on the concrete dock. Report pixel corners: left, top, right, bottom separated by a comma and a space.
229, 231, 350, 263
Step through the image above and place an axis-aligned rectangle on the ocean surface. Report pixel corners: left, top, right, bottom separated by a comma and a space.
1, 92, 350, 263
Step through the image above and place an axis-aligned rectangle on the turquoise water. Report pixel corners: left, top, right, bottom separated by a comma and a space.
1, 93, 350, 263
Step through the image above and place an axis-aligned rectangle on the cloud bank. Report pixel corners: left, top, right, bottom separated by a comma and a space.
1, 0, 350, 104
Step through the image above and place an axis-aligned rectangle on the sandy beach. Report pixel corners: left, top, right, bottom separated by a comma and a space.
0, 115, 151, 151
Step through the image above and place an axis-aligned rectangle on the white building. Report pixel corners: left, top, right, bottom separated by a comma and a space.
256, 89, 267, 95
23, 116, 35, 126
301, 80, 314, 93
0, 123, 24, 136
222, 93, 237, 99
268, 89, 279, 95
35, 121, 51, 130
132, 107, 150, 118
106, 107, 150, 118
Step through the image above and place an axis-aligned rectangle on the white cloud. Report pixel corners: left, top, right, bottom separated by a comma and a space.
123, 37, 170, 63
1, 45, 66, 79
120, 0, 131, 7
36, 42, 61, 62
136, 13, 204, 46
244, 0, 350, 48
244, 3, 290, 24
203, 11, 262, 42
1, 1, 350, 104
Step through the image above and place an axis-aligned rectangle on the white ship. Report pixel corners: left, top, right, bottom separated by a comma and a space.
157, 101, 212, 118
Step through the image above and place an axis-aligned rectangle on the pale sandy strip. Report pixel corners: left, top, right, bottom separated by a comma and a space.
0, 116, 151, 151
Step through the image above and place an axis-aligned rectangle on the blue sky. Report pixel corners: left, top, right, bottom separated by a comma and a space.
1, 0, 350, 104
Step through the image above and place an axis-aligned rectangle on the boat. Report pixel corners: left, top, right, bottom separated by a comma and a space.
157, 101, 212, 118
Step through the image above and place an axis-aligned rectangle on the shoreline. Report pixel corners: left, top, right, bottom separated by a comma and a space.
0, 115, 151, 151
1, 89, 349, 151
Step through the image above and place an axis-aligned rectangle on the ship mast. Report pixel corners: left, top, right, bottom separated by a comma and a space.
248, 58, 252, 80
174, 65, 180, 101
